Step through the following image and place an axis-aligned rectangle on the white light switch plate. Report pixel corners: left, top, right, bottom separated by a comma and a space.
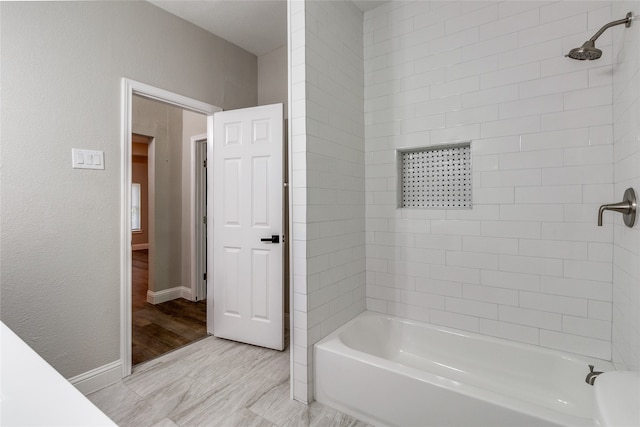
72, 149, 105, 170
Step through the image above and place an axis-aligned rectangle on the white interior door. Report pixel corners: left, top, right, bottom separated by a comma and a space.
211, 103, 284, 351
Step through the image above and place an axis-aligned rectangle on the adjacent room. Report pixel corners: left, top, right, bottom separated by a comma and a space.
130, 96, 209, 366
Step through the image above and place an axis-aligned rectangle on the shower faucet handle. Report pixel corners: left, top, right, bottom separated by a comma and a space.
597, 188, 637, 227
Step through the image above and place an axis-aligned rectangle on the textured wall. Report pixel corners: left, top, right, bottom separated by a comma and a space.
611, 1, 640, 370
258, 45, 288, 117
0, 1, 256, 378
289, 0, 366, 403
364, 1, 615, 360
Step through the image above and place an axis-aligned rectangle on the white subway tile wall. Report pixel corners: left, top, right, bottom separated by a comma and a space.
289, 0, 307, 402
612, 1, 640, 370
289, 0, 366, 402
364, 1, 615, 361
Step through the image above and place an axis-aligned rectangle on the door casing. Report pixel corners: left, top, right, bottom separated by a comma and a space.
191, 134, 208, 302
121, 80, 293, 384
120, 78, 220, 377
131, 134, 155, 293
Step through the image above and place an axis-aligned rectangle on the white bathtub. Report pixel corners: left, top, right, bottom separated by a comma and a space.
315, 312, 595, 427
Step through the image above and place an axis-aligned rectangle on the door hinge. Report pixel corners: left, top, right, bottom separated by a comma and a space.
203, 216, 207, 224
203, 273, 207, 281
203, 159, 207, 168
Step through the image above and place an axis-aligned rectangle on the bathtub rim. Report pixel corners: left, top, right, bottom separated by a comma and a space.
319, 311, 613, 369
314, 311, 610, 427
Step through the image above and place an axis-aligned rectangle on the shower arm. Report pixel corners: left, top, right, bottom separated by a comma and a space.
589, 12, 633, 42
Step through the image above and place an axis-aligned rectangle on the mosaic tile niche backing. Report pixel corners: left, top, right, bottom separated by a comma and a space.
400, 143, 471, 208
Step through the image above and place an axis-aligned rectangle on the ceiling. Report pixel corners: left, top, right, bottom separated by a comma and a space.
148, 0, 387, 57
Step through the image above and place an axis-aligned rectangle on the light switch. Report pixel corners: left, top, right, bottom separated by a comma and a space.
74, 150, 84, 165
72, 149, 105, 170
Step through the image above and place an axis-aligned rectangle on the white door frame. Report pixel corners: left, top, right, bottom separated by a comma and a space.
131, 136, 155, 293
148, 139, 156, 297
190, 134, 208, 302
120, 78, 220, 377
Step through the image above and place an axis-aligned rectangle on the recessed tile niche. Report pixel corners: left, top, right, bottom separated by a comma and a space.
399, 142, 472, 209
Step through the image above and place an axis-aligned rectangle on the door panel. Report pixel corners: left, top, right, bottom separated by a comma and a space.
211, 103, 284, 351
252, 157, 270, 226
251, 248, 270, 320
223, 158, 241, 225
223, 246, 241, 316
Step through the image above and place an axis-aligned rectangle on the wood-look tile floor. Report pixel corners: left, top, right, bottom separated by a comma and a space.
132, 250, 208, 365
88, 336, 372, 427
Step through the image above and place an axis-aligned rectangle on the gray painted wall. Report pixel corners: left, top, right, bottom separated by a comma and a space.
0, 1, 257, 378
132, 95, 184, 294
258, 45, 288, 117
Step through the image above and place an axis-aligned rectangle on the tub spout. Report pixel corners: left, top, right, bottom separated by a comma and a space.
586, 365, 603, 386
597, 188, 637, 227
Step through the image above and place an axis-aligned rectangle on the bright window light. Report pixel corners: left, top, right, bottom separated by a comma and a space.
132, 183, 141, 232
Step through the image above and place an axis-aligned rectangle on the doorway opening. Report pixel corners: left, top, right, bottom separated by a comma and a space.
121, 79, 290, 380
129, 96, 209, 366
130, 118, 210, 364
121, 79, 220, 376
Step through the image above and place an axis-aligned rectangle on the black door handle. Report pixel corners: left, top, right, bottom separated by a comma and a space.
260, 235, 280, 244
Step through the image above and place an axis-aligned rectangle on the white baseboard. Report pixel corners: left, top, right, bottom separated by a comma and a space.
147, 286, 192, 304
180, 286, 193, 301
132, 243, 149, 251
68, 360, 122, 395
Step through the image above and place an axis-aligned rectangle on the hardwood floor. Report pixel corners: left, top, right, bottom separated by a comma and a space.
132, 250, 208, 365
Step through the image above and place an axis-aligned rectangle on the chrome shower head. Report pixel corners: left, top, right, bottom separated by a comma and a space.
566, 40, 602, 60
566, 12, 633, 61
